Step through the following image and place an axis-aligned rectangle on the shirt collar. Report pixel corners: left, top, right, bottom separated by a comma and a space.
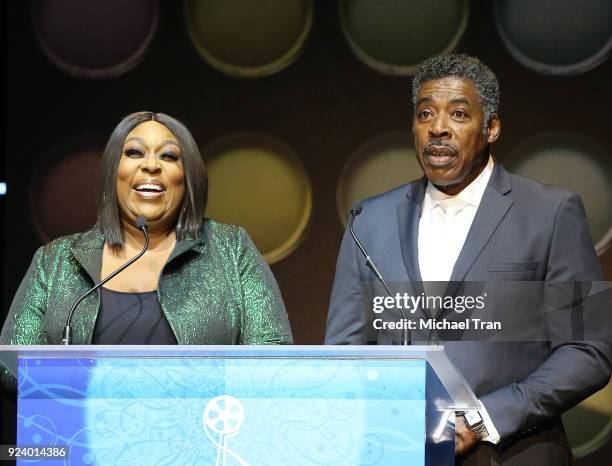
425, 155, 494, 209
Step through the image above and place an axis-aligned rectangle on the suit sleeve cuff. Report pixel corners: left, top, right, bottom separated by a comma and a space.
479, 400, 501, 444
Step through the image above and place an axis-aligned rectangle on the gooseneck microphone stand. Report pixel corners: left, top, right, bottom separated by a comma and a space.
349, 207, 410, 345
62, 216, 150, 345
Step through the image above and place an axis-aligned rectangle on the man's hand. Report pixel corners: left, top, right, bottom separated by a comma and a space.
455, 415, 479, 456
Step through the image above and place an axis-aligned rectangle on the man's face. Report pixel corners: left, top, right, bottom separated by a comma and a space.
412, 76, 500, 195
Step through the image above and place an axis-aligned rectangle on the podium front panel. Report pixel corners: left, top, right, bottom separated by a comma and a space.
11, 346, 448, 466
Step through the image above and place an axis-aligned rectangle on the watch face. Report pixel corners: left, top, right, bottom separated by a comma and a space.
464, 410, 483, 426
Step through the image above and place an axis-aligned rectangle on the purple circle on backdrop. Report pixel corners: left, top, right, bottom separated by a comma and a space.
31, 0, 159, 78
30, 135, 104, 242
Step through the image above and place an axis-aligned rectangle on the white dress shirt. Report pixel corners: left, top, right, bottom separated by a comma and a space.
419, 155, 494, 282
418, 155, 501, 444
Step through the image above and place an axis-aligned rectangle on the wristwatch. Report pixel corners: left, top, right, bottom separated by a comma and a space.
462, 410, 489, 440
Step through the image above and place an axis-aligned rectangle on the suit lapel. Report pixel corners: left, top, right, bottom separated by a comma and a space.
398, 178, 426, 284
69, 228, 104, 343
446, 164, 514, 295
71, 229, 104, 282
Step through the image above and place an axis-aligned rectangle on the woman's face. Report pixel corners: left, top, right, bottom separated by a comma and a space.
117, 120, 185, 231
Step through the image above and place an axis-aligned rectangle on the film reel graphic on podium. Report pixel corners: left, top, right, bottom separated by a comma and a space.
203, 395, 249, 466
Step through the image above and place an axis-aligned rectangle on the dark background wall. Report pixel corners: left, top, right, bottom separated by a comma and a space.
1, 0, 611, 463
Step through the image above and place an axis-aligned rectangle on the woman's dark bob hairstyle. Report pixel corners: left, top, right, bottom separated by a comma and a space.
96, 111, 208, 247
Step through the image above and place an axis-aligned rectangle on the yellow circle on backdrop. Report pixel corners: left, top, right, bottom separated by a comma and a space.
204, 134, 312, 264
563, 382, 612, 458
185, 0, 313, 77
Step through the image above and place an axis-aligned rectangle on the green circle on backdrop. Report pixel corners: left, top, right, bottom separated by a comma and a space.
505, 132, 612, 255
204, 134, 312, 264
494, 0, 612, 75
339, 0, 469, 75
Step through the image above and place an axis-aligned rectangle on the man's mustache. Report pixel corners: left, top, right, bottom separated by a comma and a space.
423, 139, 458, 155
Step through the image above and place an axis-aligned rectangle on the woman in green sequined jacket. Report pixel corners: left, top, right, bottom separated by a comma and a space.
1, 112, 293, 353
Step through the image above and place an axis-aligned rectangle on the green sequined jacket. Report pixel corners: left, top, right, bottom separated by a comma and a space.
0, 220, 293, 388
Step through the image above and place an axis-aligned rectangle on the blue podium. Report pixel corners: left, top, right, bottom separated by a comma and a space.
1, 346, 480, 465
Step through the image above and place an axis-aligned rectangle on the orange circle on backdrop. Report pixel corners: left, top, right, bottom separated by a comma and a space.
337, 131, 423, 226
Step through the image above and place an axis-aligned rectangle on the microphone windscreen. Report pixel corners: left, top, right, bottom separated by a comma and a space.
351, 206, 363, 216
136, 216, 148, 230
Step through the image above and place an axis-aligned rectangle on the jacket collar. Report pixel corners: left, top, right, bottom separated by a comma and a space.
167, 230, 205, 263
486, 161, 513, 196
404, 161, 512, 201
70, 225, 207, 283
405, 176, 427, 205
398, 177, 427, 284
398, 163, 514, 286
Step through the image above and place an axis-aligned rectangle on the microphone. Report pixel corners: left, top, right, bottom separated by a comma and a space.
349, 207, 410, 345
62, 216, 150, 345
135, 216, 148, 231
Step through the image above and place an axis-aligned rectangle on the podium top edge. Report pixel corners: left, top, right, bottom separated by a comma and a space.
0, 344, 443, 358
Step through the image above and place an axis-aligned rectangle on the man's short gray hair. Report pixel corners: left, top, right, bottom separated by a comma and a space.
412, 54, 500, 131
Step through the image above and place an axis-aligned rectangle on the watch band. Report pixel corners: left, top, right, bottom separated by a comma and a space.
462, 411, 489, 440
468, 421, 489, 440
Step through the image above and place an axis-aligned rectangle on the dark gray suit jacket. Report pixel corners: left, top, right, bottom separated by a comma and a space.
325, 164, 611, 465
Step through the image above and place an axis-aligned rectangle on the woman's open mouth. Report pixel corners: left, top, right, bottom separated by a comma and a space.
133, 182, 166, 199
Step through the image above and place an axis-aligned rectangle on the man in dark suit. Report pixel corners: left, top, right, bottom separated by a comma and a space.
325, 55, 611, 465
